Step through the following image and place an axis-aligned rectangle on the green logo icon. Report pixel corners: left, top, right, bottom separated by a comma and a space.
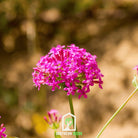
65, 117, 73, 130
62, 113, 76, 131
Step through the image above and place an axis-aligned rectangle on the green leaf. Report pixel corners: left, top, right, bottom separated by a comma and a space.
132, 75, 138, 87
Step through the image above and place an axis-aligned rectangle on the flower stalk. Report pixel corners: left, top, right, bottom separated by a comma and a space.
96, 87, 138, 138
68, 95, 79, 138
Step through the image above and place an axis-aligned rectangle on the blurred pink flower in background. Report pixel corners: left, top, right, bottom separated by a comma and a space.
134, 65, 138, 74
44, 109, 62, 129
32, 44, 103, 98
0, 116, 7, 138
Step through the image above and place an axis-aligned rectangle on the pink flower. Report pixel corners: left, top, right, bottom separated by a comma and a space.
134, 65, 138, 74
44, 109, 62, 129
32, 44, 104, 98
0, 116, 7, 138
0, 128, 7, 138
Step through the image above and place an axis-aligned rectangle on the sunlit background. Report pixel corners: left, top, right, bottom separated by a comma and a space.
0, 0, 138, 138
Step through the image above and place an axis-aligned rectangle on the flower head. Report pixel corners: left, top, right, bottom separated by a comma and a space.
0, 116, 7, 138
44, 109, 62, 129
32, 44, 104, 98
134, 65, 138, 74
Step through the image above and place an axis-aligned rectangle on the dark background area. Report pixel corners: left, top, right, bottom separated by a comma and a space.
0, 0, 138, 137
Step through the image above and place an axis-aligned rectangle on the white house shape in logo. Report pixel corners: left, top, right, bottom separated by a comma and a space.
62, 113, 76, 131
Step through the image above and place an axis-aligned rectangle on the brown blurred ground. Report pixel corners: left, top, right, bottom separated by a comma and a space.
0, 0, 138, 138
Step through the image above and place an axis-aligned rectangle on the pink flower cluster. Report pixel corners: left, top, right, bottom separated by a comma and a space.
0, 116, 7, 138
44, 109, 62, 129
32, 44, 103, 98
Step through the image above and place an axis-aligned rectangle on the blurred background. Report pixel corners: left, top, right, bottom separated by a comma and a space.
0, 0, 138, 138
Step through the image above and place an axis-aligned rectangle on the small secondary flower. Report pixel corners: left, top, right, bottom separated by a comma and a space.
134, 65, 138, 74
0, 116, 7, 138
44, 109, 62, 129
32, 44, 104, 98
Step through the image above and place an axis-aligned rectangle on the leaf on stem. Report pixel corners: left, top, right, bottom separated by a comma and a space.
132, 75, 138, 88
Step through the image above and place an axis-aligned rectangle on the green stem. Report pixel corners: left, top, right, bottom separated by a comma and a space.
96, 87, 138, 138
54, 130, 57, 138
68, 95, 75, 115
68, 95, 79, 138
54, 130, 61, 138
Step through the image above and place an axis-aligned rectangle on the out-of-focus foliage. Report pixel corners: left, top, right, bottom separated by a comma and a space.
32, 113, 48, 135
0, 0, 138, 137
0, 0, 138, 54
7, 136, 18, 138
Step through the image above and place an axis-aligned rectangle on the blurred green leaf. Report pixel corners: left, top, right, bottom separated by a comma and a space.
55, 134, 61, 138
7, 136, 18, 138
132, 75, 138, 88
1, 88, 18, 107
